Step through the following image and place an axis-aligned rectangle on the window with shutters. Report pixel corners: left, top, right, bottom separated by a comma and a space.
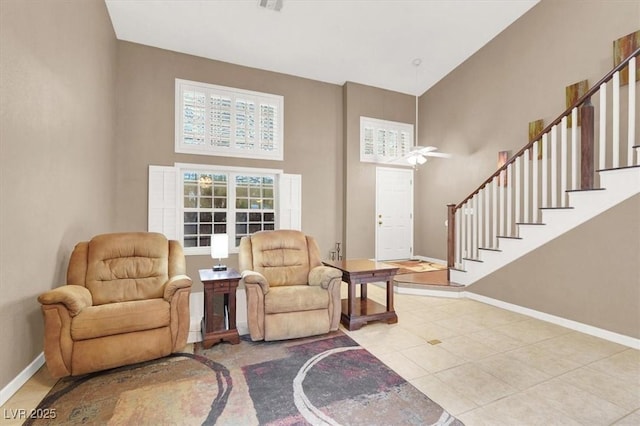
360, 116, 413, 164
149, 164, 301, 256
175, 79, 284, 160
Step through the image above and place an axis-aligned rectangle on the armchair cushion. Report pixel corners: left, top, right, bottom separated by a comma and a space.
85, 232, 169, 305
246, 230, 312, 287
264, 286, 329, 314
71, 299, 170, 340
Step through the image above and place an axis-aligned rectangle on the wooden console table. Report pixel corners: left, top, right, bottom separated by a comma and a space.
199, 268, 241, 348
322, 259, 399, 331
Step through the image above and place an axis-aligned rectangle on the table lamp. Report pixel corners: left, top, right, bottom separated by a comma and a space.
211, 234, 228, 271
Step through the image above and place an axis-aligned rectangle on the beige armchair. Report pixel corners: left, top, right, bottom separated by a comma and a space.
239, 230, 343, 341
38, 232, 192, 377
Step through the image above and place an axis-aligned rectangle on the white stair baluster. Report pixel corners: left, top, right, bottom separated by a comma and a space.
478, 190, 484, 251
472, 195, 478, 258
499, 171, 505, 237
613, 70, 620, 168
523, 149, 530, 223
506, 163, 513, 236
571, 107, 578, 190
628, 57, 636, 166
515, 156, 521, 233
532, 140, 539, 222
455, 208, 462, 268
551, 125, 558, 207
484, 184, 490, 248
466, 200, 472, 259
492, 177, 498, 248
542, 133, 548, 208
599, 82, 607, 170
561, 117, 568, 207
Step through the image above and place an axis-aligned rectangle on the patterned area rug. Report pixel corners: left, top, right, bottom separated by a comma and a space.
385, 259, 448, 275
27, 332, 463, 425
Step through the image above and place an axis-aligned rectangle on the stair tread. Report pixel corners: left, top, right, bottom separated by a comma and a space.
597, 164, 640, 172
516, 222, 546, 225
540, 206, 574, 210
449, 267, 467, 273
478, 247, 501, 252
497, 235, 523, 240
463, 257, 483, 263
566, 188, 605, 192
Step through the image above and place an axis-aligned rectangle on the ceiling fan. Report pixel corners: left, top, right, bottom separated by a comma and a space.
396, 145, 452, 166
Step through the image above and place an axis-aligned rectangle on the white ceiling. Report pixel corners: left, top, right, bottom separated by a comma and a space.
105, 0, 539, 96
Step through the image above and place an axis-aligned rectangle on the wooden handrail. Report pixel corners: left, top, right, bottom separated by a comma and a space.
455, 47, 640, 210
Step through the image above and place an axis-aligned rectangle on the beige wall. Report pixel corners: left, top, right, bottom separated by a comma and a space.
414, 0, 640, 341
115, 42, 344, 289
470, 194, 640, 338
0, 0, 117, 389
416, 0, 640, 259
343, 82, 415, 258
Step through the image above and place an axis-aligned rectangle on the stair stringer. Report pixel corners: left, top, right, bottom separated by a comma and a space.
450, 166, 640, 286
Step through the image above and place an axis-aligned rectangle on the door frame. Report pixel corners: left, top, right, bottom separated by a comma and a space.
375, 167, 414, 261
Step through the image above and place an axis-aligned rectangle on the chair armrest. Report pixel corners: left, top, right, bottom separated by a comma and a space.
309, 266, 343, 289
241, 271, 270, 294
164, 275, 192, 301
37, 285, 92, 316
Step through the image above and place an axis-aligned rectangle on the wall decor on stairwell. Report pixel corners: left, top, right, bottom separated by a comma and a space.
528, 118, 544, 160
613, 30, 640, 86
498, 150, 509, 186
565, 79, 589, 127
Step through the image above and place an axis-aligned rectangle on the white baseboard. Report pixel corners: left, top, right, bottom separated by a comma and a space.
465, 292, 640, 349
0, 352, 45, 407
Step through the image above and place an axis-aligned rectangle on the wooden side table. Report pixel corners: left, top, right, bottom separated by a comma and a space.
322, 259, 399, 331
199, 268, 241, 348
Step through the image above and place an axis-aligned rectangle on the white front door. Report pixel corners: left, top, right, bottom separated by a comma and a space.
375, 167, 413, 261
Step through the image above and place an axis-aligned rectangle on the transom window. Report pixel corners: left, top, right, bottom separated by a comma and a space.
176, 79, 284, 160
360, 116, 413, 164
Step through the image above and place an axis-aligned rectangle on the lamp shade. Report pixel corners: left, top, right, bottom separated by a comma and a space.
211, 234, 229, 260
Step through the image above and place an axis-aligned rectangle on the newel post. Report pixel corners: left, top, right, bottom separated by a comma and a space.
446, 203, 456, 280
580, 97, 595, 189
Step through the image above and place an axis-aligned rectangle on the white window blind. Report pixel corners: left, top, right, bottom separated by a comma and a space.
360, 116, 413, 164
176, 79, 284, 160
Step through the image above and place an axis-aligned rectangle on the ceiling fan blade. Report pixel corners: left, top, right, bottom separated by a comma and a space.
424, 152, 452, 158
415, 146, 437, 154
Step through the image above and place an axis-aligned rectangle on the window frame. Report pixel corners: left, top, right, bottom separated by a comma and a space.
175, 79, 284, 161
360, 116, 414, 165
176, 163, 284, 256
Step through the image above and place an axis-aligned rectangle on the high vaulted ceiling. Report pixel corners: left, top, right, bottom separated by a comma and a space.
105, 0, 539, 96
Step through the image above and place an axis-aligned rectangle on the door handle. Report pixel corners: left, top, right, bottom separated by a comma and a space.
378, 221, 383, 225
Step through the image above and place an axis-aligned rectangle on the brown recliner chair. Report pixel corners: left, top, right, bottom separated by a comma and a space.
38, 232, 192, 377
239, 229, 343, 341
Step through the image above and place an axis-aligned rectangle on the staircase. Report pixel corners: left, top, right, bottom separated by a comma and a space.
448, 48, 640, 286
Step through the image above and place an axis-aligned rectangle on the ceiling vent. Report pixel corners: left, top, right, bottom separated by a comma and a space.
258, 0, 283, 12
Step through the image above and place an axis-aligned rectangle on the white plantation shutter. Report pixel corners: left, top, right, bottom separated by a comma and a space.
360, 116, 413, 164
176, 79, 283, 160
278, 174, 301, 231
148, 165, 178, 240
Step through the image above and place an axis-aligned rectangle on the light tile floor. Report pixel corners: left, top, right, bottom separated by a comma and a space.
340, 285, 640, 425
2, 285, 639, 425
